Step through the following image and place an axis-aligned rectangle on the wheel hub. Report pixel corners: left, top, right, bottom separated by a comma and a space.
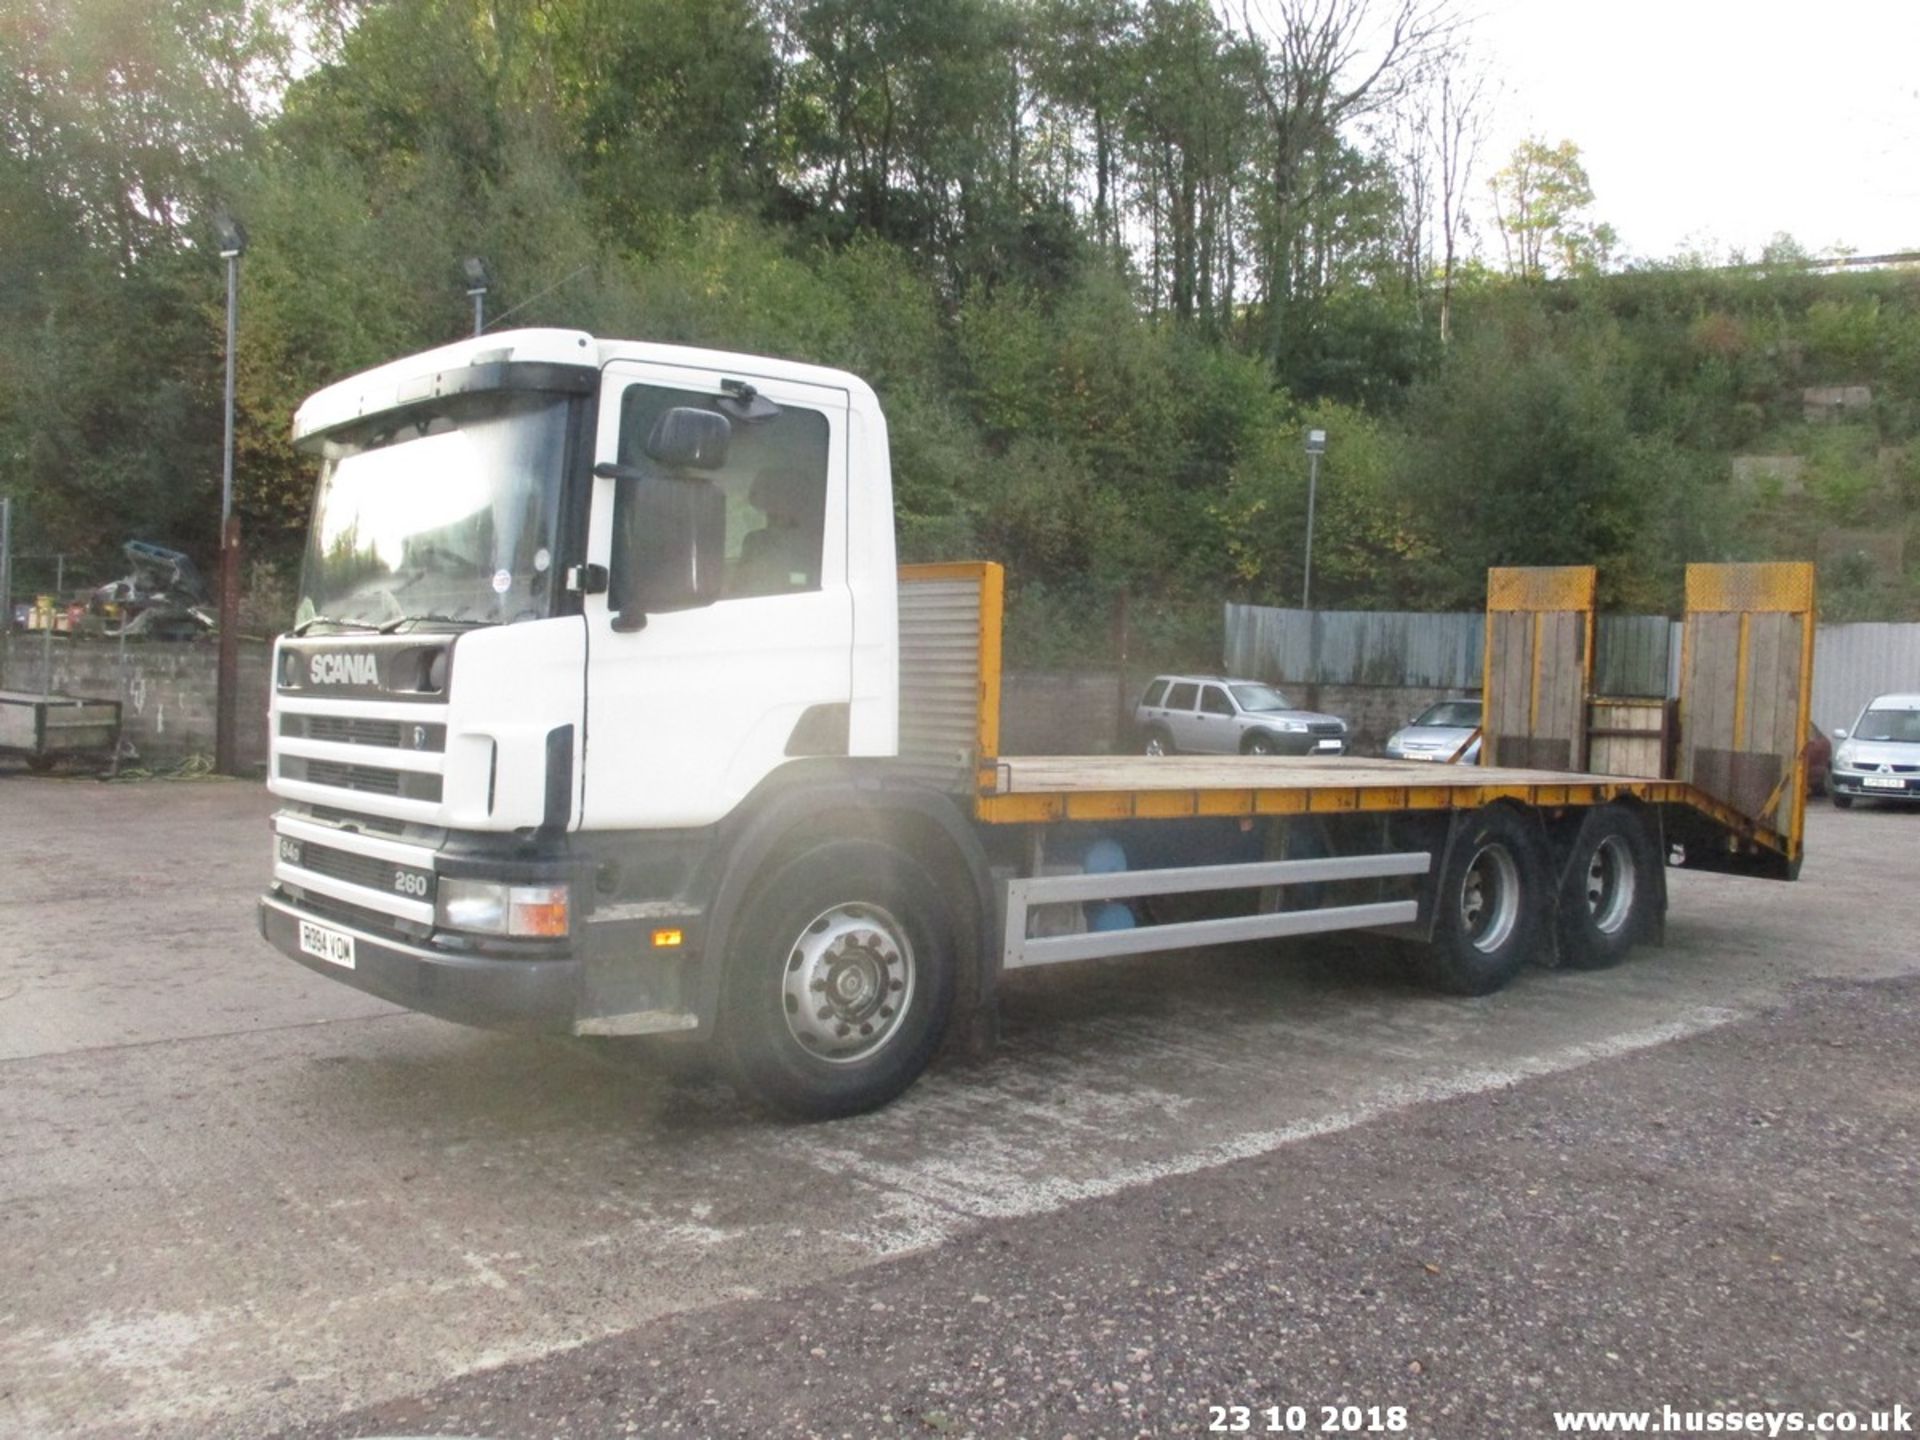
1585, 834, 1636, 935
781, 904, 915, 1064
1459, 842, 1520, 953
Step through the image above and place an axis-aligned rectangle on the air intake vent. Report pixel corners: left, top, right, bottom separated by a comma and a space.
280, 756, 442, 803
897, 564, 1001, 794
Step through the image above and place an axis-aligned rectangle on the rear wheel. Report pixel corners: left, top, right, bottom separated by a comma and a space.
1420, 807, 1545, 996
1554, 807, 1657, 971
1142, 726, 1173, 756
720, 840, 955, 1120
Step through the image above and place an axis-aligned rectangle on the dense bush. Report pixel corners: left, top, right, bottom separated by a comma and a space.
3, 0, 1918, 659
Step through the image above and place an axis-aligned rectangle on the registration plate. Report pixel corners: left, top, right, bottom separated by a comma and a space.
1315, 739, 1343, 752
1862, 776, 1907, 791
298, 919, 356, 969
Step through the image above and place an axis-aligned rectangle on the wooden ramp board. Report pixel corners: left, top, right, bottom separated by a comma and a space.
1676, 562, 1816, 862
988, 754, 1654, 794
1482, 566, 1596, 772
974, 753, 1695, 825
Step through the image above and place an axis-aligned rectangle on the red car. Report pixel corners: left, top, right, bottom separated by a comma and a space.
1806, 724, 1832, 797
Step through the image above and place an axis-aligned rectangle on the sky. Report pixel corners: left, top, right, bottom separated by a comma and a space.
1471, 0, 1920, 262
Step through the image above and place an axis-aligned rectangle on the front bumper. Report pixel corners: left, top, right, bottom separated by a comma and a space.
1266, 734, 1347, 756
260, 894, 580, 1032
1831, 771, 1920, 801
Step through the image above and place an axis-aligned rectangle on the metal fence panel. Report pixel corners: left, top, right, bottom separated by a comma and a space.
1811, 623, 1920, 737
1227, 603, 1920, 735
1223, 605, 1483, 688
1593, 615, 1679, 698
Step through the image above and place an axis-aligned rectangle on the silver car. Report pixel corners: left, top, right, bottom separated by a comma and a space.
1384, 697, 1482, 764
1134, 675, 1349, 756
1830, 692, 1920, 808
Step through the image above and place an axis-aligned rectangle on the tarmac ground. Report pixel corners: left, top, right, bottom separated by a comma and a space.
0, 769, 1913, 1438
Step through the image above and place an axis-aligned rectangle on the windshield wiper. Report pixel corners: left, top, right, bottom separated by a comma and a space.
292, 615, 380, 636
377, 613, 491, 634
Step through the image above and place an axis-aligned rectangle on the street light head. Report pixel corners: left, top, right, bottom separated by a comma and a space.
213, 210, 247, 258
1305, 428, 1327, 455
462, 255, 493, 293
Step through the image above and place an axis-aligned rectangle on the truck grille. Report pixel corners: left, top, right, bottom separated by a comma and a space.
279, 755, 442, 802
281, 835, 434, 904
1308, 721, 1345, 736
295, 715, 399, 746
299, 840, 398, 892
280, 714, 445, 751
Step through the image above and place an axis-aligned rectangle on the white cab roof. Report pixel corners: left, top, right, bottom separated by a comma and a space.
1864, 694, 1920, 710
292, 328, 879, 443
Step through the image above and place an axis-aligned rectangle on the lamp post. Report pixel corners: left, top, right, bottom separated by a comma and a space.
213, 209, 247, 776
214, 212, 247, 533
462, 256, 492, 336
1302, 427, 1327, 611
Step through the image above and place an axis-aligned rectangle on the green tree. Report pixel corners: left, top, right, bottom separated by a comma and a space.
1488, 137, 1615, 282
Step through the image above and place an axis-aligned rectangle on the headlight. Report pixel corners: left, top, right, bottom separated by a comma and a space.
436, 878, 570, 936
1275, 718, 1308, 732
1834, 742, 1857, 770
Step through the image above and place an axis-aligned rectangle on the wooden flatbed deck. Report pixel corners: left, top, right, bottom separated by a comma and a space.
973, 755, 1780, 856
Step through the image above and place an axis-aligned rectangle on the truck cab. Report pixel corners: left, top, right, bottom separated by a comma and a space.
261, 330, 984, 1113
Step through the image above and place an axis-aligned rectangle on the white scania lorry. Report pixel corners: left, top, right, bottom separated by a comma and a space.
259, 329, 1815, 1117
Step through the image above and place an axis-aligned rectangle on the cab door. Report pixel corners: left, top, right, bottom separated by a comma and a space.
582, 359, 852, 830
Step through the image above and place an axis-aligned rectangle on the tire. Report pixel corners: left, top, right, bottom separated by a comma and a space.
1831, 792, 1854, 810
1554, 807, 1657, 971
719, 840, 956, 1120
25, 755, 55, 773
1420, 806, 1546, 996
1242, 730, 1277, 756
1142, 727, 1174, 756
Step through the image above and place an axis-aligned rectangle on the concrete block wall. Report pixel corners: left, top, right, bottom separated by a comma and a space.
0, 635, 273, 769
1000, 670, 1137, 754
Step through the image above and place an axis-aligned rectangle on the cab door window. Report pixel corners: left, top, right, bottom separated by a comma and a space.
1200, 686, 1234, 716
610, 382, 831, 603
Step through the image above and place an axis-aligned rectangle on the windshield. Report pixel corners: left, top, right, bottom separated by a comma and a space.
295, 391, 570, 631
1415, 701, 1481, 728
1856, 708, 1920, 743
1229, 683, 1294, 712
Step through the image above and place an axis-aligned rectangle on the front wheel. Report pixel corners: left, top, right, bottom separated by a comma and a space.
1419, 806, 1546, 996
1831, 792, 1854, 810
1242, 731, 1277, 756
720, 840, 955, 1120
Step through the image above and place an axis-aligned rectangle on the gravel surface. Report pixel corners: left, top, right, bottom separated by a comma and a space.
282, 973, 1920, 1440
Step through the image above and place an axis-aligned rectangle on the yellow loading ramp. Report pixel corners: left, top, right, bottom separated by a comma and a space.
1481, 566, 1595, 772
1676, 562, 1816, 867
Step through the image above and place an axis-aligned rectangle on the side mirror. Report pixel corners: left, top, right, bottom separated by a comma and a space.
1833, 728, 1848, 740
609, 473, 726, 630
602, 406, 732, 630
